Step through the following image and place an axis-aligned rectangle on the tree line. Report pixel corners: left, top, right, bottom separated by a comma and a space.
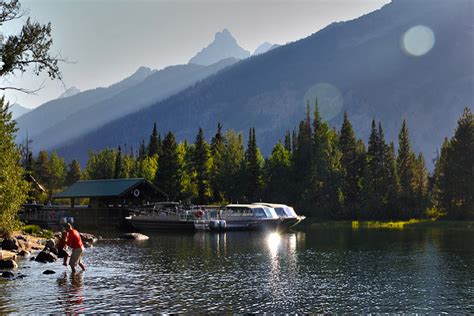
15, 99, 473, 221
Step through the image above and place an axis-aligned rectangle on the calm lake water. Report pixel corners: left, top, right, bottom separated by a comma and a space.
1, 225, 473, 313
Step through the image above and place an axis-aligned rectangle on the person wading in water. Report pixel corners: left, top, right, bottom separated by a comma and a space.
65, 223, 86, 273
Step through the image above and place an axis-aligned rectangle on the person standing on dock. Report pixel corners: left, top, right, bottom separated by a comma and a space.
65, 223, 86, 273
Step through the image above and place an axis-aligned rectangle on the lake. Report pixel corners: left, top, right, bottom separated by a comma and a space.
1, 225, 473, 313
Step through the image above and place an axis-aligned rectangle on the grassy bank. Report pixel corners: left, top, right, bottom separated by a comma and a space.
296, 218, 474, 230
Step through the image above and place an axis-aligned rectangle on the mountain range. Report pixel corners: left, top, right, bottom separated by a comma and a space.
16, 29, 262, 151
54, 0, 473, 167
9, 103, 30, 120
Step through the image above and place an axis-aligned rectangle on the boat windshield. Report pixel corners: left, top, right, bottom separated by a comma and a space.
253, 207, 267, 218
285, 206, 298, 217
274, 207, 286, 217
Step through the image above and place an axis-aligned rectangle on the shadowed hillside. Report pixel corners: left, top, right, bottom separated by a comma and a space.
57, 0, 473, 166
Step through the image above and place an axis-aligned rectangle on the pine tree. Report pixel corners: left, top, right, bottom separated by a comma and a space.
365, 120, 384, 216
339, 111, 360, 217
114, 146, 123, 179
148, 122, 160, 157
284, 130, 292, 152
385, 142, 400, 217
397, 120, 416, 211
443, 108, 474, 219
65, 160, 82, 186
220, 130, 246, 202
34, 150, 50, 186
245, 128, 264, 202
209, 123, 226, 202
192, 128, 211, 204
412, 153, 429, 215
210, 123, 223, 155
138, 139, 147, 161
155, 132, 183, 200
432, 137, 450, 214
309, 99, 343, 218
0, 97, 29, 233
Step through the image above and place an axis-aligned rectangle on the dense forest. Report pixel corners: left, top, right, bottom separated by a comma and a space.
17, 100, 474, 221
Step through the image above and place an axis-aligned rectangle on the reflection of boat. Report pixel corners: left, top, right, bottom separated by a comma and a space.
126, 202, 202, 231
253, 203, 305, 229
207, 204, 280, 231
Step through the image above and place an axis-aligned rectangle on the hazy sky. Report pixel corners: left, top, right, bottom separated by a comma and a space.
2, 0, 389, 108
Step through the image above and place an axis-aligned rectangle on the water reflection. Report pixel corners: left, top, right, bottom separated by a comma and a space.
56, 272, 85, 314
1, 227, 472, 313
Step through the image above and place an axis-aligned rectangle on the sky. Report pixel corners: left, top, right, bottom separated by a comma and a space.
2, 0, 389, 109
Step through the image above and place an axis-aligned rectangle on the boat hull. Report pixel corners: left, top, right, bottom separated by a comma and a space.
279, 216, 305, 230
127, 218, 195, 232
211, 218, 280, 231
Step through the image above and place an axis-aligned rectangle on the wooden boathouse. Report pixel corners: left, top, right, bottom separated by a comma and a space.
22, 178, 166, 230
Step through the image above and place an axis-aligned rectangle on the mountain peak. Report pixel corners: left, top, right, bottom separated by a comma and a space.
188, 29, 250, 66
58, 86, 81, 99
253, 42, 280, 56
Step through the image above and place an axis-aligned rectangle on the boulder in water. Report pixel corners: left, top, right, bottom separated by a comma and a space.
80, 233, 98, 244
121, 233, 149, 240
35, 250, 57, 263
18, 250, 31, 257
0, 259, 18, 269
42, 270, 55, 275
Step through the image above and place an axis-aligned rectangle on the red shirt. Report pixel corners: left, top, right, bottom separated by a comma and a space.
66, 229, 84, 249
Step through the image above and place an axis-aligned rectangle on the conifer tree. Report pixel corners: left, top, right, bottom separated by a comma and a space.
284, 130, 292, 152
365, 120, 384, 215
155, 132, 183, 200
209, 123, 226, 202
192, 128, 211, 204
65, 159, 82, 186
443, 108, 474, 218
210, 123, 223, 155
339, 111, 360, 216
432, 137, 450, 214
412, 152, 429, 215
221, 130, 246, 202
397, 120, 416, 211
148, 122, 160, 157
309, 99, 343, 218
244, 128, 264, 201
34, 150, 50, 186
385, 142, 400, 217
114, 146, 123, 179
138, 139, 147, 161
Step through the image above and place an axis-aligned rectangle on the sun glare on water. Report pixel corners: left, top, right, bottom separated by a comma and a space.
267, 232, 281, 256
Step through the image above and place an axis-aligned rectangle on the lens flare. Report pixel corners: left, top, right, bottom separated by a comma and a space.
303, 82, 344, 121
402, 25, 435, 57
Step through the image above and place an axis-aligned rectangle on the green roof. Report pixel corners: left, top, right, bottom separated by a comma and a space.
53, 178, 146, 199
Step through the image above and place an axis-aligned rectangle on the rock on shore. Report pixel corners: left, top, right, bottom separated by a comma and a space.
121, 233, 149, 240
0, 259, 18, 269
